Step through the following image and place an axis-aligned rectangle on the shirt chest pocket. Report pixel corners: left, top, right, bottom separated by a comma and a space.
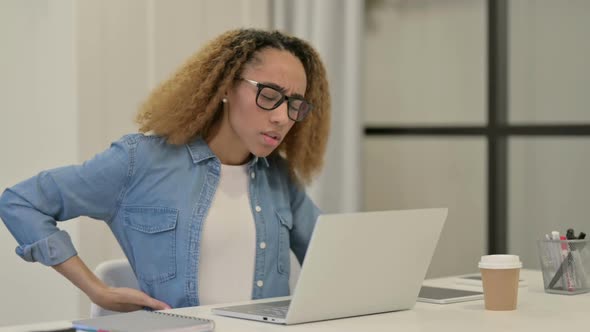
123, 206, 178, 283
275, 207, 293, 276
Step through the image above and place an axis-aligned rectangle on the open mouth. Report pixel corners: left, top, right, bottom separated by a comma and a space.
262, 132, 281, 145
264, 133, 280, 141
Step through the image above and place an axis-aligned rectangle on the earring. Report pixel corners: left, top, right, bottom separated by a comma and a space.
222, 97, 228, 103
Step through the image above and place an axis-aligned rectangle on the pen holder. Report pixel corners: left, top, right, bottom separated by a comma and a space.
537, 239, 590, 295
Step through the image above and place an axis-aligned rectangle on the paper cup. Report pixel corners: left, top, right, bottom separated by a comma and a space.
478, 255, 522, 311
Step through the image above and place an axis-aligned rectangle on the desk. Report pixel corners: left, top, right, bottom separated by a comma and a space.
2, 270, 587, 332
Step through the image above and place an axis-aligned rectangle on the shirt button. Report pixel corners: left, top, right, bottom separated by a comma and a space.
257, 280, 264, 288
251, 172, 255, 179
259, 242, 266, 249
255, 206, 262, 212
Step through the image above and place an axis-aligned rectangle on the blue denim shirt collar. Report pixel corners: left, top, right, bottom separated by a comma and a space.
185, 137, 270, 168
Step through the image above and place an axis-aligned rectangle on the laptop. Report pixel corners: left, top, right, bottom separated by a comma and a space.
212, 208, 448, 325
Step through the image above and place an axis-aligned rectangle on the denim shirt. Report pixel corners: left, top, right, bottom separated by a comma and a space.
0, 134, 320, 308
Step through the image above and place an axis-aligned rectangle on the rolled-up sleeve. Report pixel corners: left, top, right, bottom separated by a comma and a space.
0, 135, 133, 266
14, 230, 77, 266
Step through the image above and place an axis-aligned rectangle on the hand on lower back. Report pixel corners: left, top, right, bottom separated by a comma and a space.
51, 256, 171, 312
92, 286, 172, 312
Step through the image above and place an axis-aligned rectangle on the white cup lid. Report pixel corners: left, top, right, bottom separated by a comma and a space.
478, 255, 522, 269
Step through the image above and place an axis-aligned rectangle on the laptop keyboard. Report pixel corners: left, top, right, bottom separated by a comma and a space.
250, 305, 290, 317
221, 300, 291, 318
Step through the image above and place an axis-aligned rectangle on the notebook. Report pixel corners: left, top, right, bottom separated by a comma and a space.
72, 310, 214, 332
213, 208, 448, 325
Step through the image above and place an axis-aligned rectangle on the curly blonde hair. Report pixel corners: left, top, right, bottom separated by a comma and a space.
136, 29, 330, 185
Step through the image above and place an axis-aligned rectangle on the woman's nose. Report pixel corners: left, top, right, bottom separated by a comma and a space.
269, 101, 290, 125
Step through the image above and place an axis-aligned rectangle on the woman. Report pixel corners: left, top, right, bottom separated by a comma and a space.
0, 29, 330, 311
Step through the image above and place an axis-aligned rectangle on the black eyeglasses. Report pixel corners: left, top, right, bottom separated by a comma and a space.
241, 78, 313, 122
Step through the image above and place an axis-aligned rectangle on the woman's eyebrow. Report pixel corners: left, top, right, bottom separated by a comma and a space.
261, 81, 304, 99
290, 92, 305, 99
261, 81, 287, 93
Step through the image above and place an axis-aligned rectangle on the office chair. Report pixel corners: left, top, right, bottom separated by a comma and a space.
90, 251, 301, 317
90, 258, 140, 317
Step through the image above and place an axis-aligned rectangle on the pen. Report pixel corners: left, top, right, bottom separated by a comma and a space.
549, 231, 567, 290
572, 231, 587, 288
560, 235, 574, 291
72, 325, 114, 332
566, 228, 576, 240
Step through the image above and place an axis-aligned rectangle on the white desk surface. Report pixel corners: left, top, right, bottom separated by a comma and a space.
3, 269, 587, 332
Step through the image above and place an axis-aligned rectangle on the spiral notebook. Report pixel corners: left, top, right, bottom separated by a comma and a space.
72, 310, 214, 332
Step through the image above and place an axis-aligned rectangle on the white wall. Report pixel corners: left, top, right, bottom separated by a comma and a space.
0, 0, 268, 326
0, 0, 80, 326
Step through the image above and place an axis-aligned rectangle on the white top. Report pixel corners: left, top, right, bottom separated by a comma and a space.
197, 164, 255, 305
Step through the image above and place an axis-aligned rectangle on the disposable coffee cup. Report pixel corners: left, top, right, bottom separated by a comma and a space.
478, 255, 522, 310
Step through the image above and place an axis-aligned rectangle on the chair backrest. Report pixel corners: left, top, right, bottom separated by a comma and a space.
91, 252, 301, 317
90, 258, 140, 318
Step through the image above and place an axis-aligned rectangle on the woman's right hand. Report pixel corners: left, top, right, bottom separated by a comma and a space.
90, 286, 171, 312
53, 255, 171, 313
